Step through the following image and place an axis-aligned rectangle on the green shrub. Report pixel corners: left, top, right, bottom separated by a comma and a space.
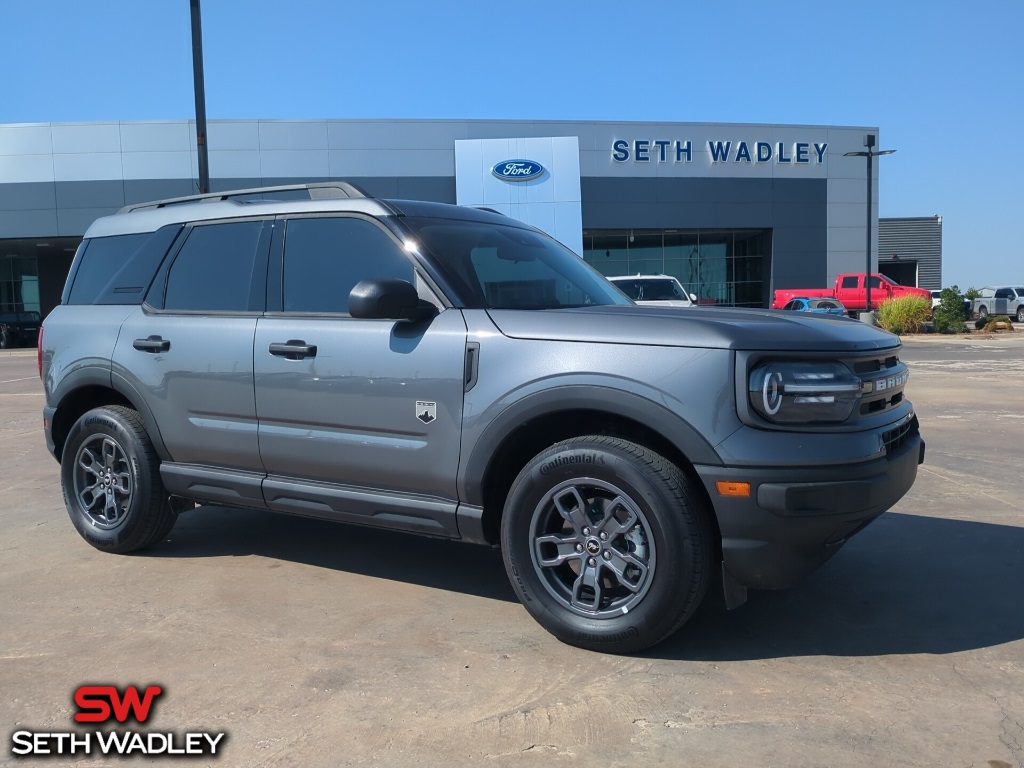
932, 285, 969, 334
964, 286, 982, 301
876, 295, 931, 335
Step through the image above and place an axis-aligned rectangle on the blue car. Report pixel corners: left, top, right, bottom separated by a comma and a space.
780, 297, 849, 316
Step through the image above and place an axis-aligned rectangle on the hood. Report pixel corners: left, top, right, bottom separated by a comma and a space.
486, 305, 901, 352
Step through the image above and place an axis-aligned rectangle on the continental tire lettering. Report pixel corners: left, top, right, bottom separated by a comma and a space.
573, 627, 640, 644
538, 453, 606, 476
83, 416, 116, 430
507, 559, 533, 602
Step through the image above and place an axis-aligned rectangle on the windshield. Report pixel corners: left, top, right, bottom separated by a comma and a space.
613, 278, 686, 301
402, 217, 632, 310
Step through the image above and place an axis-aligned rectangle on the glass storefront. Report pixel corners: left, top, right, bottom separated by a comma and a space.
0, 251, 40, 314
582, 229, 771, 308
0, 238, 79, 320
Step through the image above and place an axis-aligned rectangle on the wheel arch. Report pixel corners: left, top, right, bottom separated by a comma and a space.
51, 375, 169, 463
460, 387, 722, 547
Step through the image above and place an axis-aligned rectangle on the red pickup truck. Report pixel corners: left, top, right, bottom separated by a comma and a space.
772, 273, 930, 314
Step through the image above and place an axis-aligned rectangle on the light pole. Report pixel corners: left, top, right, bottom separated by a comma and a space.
190, 0, 210, 194
844, 135, 895, 316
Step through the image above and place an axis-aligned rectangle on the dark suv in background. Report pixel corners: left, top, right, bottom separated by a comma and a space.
0, 311, 41, 349
40, 183, 924, 653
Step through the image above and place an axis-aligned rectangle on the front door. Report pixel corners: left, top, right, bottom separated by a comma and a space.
253, 215, 467, 537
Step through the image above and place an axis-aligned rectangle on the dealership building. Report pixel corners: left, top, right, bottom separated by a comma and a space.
0, 118, 938, 319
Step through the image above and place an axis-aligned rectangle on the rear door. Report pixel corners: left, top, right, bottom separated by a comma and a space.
835, 275, 860, 306
994, 288, 1012, 315
112, 218, 271, 479
253, 214, 467, 536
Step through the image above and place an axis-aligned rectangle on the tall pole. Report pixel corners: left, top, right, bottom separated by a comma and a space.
845, 136, 894, 320
190, 0, 210, 194
868, 136, 876, 313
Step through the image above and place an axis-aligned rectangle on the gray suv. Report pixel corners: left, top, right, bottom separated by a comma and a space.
41, 183, 924, 653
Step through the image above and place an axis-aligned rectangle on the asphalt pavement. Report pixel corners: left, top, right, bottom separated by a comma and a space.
1, 332, 1022, 767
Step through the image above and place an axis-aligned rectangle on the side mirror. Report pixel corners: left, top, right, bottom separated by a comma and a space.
349, 278, 436, 321
689, 293, 698, 303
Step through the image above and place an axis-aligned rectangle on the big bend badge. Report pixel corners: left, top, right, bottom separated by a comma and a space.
416, 401, 437, 424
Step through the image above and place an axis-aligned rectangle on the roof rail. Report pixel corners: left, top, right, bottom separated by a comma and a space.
474, 206, 505, 215
118, 182, 371, 214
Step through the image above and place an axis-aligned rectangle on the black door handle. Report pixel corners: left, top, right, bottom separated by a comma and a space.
269, 340, 317, 360
133, 335, 170, 352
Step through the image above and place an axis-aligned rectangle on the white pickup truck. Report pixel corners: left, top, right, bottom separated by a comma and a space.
973, 286, 1024, 322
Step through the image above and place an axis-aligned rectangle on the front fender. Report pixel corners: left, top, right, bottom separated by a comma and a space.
458, 381, 729, 508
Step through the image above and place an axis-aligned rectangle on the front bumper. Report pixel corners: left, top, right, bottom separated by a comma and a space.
695, 428, 924, 590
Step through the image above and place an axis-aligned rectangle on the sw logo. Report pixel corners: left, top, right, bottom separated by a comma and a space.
9, 684, 227, 758
74, 684, 162, 723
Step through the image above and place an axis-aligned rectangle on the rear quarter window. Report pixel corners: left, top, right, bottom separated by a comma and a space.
66, 226, 182, 305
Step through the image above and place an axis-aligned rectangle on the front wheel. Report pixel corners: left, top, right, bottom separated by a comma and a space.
501, 436, 712, 653
1016, 307, 1024, 323
61, 406, 177, 553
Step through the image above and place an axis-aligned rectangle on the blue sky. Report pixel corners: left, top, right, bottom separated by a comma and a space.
5, 0, 1022, 290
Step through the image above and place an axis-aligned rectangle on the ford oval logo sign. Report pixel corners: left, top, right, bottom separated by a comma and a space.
491, 159, 545, 182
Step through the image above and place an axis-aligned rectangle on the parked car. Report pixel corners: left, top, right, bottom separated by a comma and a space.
607, 274, 697, 307
0, 311, 42, 349
780, 297, 849, 317
930, 290, 942, 310
772, 273, 930, 315
40, 183, 924, 653
973, 287, 1024, 323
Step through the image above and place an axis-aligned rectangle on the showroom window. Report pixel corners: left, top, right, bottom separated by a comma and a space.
0, 253, 39, 314
582, 229, 770, 308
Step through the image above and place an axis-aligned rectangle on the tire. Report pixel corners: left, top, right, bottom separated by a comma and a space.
0, 327, 9, 349
501, 436, 712, 653
978, 305, 988, 319
61, 406, 177, 553
1016, 307, 1024, 323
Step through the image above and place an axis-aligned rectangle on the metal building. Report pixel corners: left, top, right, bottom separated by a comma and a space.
2, 118, 908, 319
878, 215, 943, 290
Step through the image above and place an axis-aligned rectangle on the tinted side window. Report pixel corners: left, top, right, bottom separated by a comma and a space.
67, 234, 151, 304
995, 288, 1011, 299
164, 221, 264, 311
841, 276, 858, 289
282, 217, 413, 313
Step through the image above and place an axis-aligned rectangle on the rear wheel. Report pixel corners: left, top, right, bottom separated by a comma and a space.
61, 406, 177, 553
501, 436, 712, 653
978, 305, 989, 319
1016, 306, 1024, 323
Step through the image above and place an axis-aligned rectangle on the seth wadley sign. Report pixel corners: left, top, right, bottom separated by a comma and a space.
612, 139, 828, 165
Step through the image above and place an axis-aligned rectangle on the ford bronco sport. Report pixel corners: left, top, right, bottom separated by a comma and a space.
41, 183, 924, 653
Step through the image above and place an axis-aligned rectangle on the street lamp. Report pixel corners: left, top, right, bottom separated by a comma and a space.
844, 135, 895, 317
190, 0, 210, 194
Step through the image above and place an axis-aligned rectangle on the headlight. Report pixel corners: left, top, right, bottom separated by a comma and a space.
748, 362, 862, 424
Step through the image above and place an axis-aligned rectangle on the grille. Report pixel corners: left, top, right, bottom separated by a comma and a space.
845, 351, 908, 421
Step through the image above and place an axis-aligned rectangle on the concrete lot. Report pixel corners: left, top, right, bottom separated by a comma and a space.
1, 333, 1022, 767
